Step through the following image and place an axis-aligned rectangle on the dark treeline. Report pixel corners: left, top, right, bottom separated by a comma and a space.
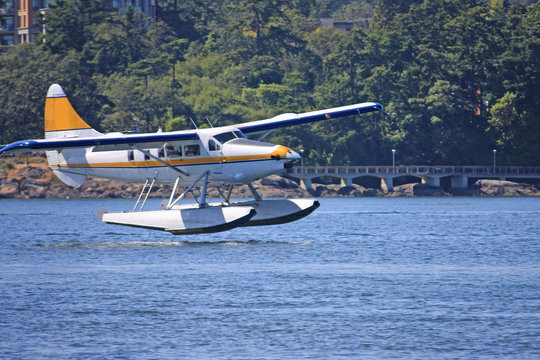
0, 0, 538, 166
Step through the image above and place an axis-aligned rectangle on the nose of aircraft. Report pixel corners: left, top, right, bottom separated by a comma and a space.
270, 145, 300, 160
286, 149, 301, 160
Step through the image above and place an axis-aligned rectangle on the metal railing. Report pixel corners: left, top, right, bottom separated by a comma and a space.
288, 165, 540, 178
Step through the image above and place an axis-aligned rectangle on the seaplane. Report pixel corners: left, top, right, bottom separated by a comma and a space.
0, 84, 386, 234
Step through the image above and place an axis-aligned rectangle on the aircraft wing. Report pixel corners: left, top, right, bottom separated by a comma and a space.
0, 131, 199, 155
235, 102, 385, 134
0, 102, 385, 155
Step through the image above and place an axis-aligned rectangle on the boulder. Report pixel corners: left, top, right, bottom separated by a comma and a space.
16, 166, 46, 179
474, 179, 540, 196
0, 184, 18, 198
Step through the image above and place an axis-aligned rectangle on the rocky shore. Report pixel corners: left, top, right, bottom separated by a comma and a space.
1, 156, 539, 199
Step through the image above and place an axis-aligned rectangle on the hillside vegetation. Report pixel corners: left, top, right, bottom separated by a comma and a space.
0, 0, 538, 166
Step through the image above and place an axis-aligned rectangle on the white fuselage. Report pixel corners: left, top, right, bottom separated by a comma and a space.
50, 127, 299, 186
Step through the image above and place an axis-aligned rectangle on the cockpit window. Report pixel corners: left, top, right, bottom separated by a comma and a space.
234, 130, 246, 139
213, 130, 246, 145
208, 139, 220, 151
214, 132, 237, 144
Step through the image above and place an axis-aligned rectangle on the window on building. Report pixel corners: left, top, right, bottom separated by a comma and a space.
184, 144, 200, 157
2, 16, 14, 31
33, 0, 39, 10
0, 35, 15, 45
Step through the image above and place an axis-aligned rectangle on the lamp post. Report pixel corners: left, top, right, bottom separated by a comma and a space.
392, 149, 396, 172
39, 8, 50, 44
300, 149, 304, 176
493, 149, 496, 174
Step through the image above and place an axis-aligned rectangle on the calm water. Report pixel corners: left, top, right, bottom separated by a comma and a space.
0, 197, 539, 359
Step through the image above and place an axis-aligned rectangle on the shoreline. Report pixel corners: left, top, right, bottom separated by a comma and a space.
1, 156, 539, 199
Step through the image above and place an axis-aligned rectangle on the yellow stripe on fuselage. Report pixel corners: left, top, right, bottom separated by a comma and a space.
56, 153, 275, 169
56, 145, 291, 168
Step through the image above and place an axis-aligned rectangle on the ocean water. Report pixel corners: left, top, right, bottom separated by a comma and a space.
0, 197, 539, 359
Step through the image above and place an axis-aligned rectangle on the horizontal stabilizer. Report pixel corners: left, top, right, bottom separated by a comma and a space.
53, 169, 87, 187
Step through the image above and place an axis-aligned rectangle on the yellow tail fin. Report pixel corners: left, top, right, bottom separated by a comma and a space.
45, 84, 92, 133
44, 84, 100, 177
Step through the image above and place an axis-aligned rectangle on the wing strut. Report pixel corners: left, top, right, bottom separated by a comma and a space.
256, 129, 274, 142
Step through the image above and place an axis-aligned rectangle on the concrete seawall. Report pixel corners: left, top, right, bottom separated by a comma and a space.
1, 158, 539, 199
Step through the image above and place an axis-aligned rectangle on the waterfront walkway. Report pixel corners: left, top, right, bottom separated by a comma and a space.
286, 165, 540, 191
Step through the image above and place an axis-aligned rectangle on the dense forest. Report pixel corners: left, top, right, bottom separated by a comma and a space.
0, 0, 539, 166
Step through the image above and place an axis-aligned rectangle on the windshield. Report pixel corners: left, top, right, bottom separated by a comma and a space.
214, 130, 245, 145
234, 130, 246, 139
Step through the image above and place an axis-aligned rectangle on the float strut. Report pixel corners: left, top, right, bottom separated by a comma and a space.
199, 172, 209, 207
167, 177, 181, 209
133, 178, 155, 212
168, 171, 209, 209
247, 183, 262, 201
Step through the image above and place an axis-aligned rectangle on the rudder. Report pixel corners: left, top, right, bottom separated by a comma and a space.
44, 84, 101, 138
44, 84, 99, 186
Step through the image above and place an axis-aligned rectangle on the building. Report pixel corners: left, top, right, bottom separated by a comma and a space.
320, 18, 359, 32
0, 0, 17, 47
0, 0, 155, 50
112, 0, 156, 19
17, 0, 54, 44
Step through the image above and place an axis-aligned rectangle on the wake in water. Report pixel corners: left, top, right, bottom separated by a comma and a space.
32, 239, 311, 249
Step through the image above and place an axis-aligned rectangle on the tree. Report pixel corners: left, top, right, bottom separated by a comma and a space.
0, 46, 101, 143
489, 2, 540, 164
40, 0, 113, 54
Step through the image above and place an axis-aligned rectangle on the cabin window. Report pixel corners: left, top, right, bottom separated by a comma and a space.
208, 139, 220, 152
166, 145, 182, 157
144, 152, 151, 161
184, 144, 200, 157
127, 150, 134, 161
214, 132, 237, 145
158, 147, 165, 158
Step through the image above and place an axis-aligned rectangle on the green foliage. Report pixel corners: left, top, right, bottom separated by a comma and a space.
164, 116, 187, 132
0, 0, 539, 166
